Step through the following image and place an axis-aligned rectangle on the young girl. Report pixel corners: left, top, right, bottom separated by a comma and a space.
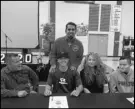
79, 52, 108, 93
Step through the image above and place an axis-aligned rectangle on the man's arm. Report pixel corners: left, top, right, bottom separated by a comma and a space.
79, 69, 91, 93
75, 71, 83, 93
26, 66, 39, 91
70, 71, 83, 96
77, 57, 86, 74
44, 73, 53, 96
49, 41, 57, 66
46, 73, 53, 89
109, 73, 119, 93
1, 74, 18, 98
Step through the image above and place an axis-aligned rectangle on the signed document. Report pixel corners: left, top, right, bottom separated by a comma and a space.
126, 97, 134, 104
49, 96, 69, 108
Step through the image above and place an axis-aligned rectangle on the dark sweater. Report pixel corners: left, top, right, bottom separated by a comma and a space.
1, 65, 39, 98
47, 67, 82, 93
49, 36, 84, 68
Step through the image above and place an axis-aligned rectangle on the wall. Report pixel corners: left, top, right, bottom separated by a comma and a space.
119, 1, 134, 56
120, 1, 134, 37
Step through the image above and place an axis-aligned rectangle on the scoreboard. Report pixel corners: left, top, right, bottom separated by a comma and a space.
1, 53, 32, 64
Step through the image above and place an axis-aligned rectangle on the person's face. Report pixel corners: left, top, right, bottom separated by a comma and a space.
58, 58, 69, 67
119, 59, 131, 73
9, 56, 21, 71
66, 24, 76, 39
87, 55, 96, 67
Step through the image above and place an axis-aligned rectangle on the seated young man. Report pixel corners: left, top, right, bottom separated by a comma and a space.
1, 53, 39, 98
44, 52, 83, 97
109, 56, 134, 93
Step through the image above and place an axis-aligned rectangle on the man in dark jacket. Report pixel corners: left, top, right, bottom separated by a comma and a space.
1, 53, 39, 98
49, 22, 84, 73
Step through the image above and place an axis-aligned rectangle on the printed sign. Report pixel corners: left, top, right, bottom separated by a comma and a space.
110, 5, 122, 32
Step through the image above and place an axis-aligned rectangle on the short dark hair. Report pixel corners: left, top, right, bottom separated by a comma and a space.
119, 56, 131, 64
65, 22, 77, 31
5, 53, 18, 64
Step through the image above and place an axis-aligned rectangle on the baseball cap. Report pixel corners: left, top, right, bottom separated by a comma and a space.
57, 52, 69, 59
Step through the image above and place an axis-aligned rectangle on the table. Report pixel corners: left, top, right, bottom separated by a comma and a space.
1, 93, 134, 108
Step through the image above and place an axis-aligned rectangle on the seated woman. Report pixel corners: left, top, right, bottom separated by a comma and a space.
78, 52, 109, 93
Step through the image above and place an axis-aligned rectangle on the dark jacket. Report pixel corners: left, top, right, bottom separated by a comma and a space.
1, 65, 39, 98
49, 36, 84, 68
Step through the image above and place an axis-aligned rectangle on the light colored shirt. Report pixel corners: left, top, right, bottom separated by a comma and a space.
109, 68, 134, 93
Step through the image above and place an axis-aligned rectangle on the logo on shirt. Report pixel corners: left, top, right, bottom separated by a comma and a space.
59, 78, 68, 84
72, 45, 79, 52
118, 81, 134, 86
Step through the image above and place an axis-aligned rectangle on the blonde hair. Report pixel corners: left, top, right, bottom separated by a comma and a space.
83, 52, 108, 85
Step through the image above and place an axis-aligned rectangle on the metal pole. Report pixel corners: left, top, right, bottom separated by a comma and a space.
1, 29, 12, 56
5, 35, 7, 57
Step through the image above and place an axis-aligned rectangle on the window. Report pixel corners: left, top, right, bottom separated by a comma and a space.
89, 4, 111, 32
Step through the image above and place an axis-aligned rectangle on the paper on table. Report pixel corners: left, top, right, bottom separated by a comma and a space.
49, 96, 69, 108
126, 97, 134, 104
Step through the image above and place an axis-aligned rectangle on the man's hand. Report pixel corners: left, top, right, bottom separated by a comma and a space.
84, 88, 91, 93
17, 90, 28, 97
28, 84, 37, 94
70, 66, 76, 71
49, 65, 56, 73
44, 89, 52, 96
70, 90, 80, 97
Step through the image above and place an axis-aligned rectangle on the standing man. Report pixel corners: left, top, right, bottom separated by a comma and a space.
109, 56, 134, 93
49, 22, 84, 73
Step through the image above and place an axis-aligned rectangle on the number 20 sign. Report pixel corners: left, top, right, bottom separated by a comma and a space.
1, 53, 32, 64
